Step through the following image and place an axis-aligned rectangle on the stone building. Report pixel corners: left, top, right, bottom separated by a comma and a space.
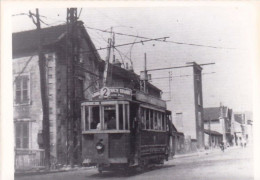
168, 62, 204, 149
13, 22, 103, 169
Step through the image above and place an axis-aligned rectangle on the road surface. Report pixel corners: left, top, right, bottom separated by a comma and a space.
15, 146, 253, 180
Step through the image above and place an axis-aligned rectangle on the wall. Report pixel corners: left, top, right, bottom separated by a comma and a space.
54, 33, 101, 164
13, 55, 42, 150
167, 64, 204, 148
168, 66, 196, 139
204, 120, 223, 134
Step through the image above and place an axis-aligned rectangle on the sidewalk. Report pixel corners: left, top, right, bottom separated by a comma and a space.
15, 166, 95, 177
174, 145, 241, 159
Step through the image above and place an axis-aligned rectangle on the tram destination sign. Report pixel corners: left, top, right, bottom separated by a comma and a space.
92, 87, 132, 100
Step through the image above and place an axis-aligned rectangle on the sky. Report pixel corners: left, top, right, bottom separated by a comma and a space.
11, 3, 257, 112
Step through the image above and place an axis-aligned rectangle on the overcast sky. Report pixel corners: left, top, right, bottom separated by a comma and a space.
11, 3, 257, 112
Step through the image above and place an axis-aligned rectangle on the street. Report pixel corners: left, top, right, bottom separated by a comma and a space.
15, 146, 253, 180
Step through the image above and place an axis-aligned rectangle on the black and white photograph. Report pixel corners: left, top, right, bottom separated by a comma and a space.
1, 1, 259, 180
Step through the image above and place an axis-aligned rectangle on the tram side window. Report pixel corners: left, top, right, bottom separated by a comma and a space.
119, 104, 123, 130
158, 112, 162, 130
162, 113, 165, 131
166, 115, 170, 131
85, 106, 89, 130
90, 106, 100, 130
146, 109, 150, 129
104, 105, 116, 130
154, 111, 158, 130
140, 107, 145, 130
125, 104, 129, 130
150, 110, 154, 129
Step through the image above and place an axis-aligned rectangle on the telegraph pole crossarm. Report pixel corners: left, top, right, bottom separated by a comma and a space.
141, 62, 215, 73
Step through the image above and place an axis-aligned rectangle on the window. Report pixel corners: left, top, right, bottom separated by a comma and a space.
150, 110, 154, 129
85, 106, 89, 130
89, 106, 100, 130
14, 75, 29, 104
140, 108, 145, 129
158, 112, 162, 130
119, 104, 123, 130
104, 105, 116, 130
162, 113, 165, 130
146, 109, 150, 129
124, 104, 129, 130
15, 122, 29, 149
154, 111, 158, 130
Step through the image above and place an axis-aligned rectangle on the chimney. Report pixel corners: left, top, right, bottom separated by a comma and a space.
112, 59, 122, 67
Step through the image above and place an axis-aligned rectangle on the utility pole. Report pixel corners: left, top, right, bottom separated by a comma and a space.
103, 38, 112, 87
30, 9, 50, 169
140, 53, 148, 93
66, 8, 78, 167
144, 53, 147, 93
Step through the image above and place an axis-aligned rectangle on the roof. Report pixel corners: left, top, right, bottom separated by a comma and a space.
110, 63, 161, 93
13, 24, 67, 55
203, 107, 220, 121
12, 22, 161, 94
234, 114, 245, 124
204, 106, 230, 121
204, 129, 222, 136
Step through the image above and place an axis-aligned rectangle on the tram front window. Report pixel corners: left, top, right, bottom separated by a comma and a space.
104, 106, 116, 130
90, 106, 100, 130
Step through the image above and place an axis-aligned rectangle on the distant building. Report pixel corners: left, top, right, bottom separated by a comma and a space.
204, 129, 222, 148
203, 105, 233, 147
168, 62, 204, 149
233, 113, 253, 146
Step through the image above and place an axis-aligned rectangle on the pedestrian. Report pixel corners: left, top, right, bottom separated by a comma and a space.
219, 141, 224, 152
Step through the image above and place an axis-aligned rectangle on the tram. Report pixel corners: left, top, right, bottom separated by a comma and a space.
81, 86, 174, 172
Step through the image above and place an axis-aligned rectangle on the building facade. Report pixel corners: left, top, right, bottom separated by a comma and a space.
203, 105, 233, 147
168, 62, 204, 149
233, 113, 253, 146
13, 22, 103, 169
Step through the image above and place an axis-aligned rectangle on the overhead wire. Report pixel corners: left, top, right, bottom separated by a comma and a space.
80, 37, 169, 54
85, 26, 240, 50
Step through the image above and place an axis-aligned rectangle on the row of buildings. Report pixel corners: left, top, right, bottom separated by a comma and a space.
166, 62, 253, 152
13, 21, 167, 170
12, 21, 253, 171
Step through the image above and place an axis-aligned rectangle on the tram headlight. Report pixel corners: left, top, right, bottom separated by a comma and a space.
96, 142, 105, 154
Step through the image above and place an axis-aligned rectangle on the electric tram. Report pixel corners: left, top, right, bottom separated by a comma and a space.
81, 86, 174, 173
